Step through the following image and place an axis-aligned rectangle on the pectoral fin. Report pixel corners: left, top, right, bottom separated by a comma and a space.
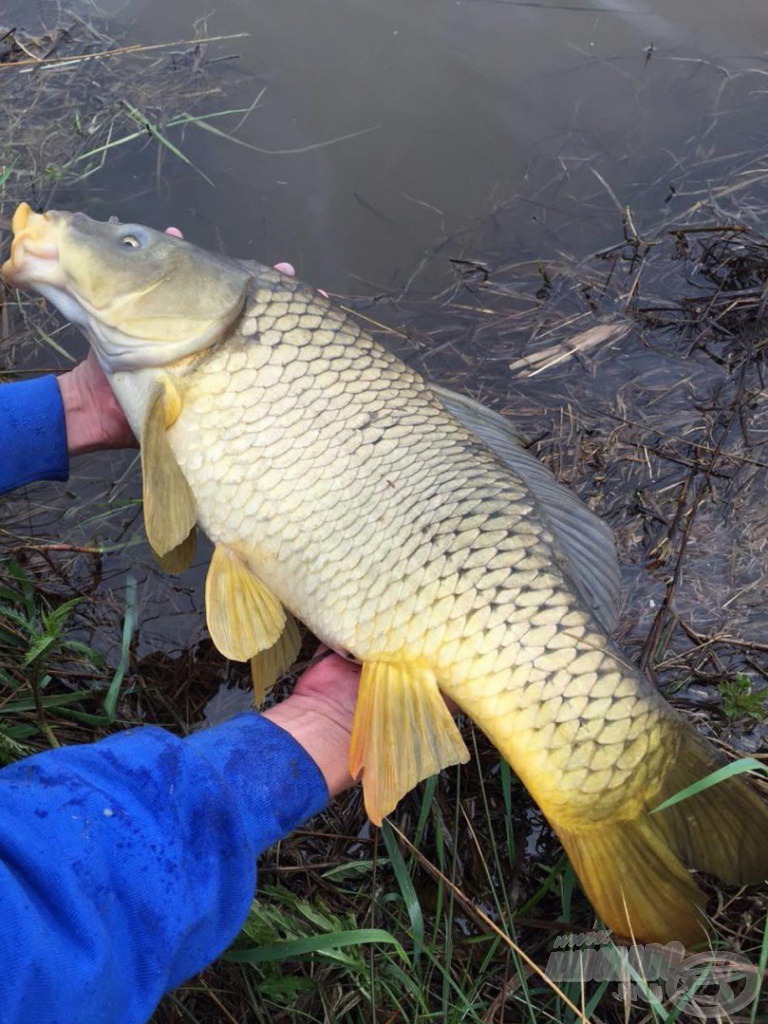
141, 375, 196, 558
157, 526, 197, 574
206, 544, 286, 662
250, 614, 302, 705
350, 661, 469, 825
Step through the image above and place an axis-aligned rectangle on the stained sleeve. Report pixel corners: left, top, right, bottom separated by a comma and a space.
0, 713, 329, 1024
0, 375, 70, 494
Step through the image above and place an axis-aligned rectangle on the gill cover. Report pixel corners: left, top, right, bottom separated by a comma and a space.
2, 204, 252, 371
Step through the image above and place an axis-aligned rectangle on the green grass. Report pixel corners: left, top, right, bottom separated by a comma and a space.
183, 755, 766, 1023
0, 558, 108, 750
719, 674, 768, 721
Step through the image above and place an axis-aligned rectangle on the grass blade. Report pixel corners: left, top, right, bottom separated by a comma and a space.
0, 690, 94, 714
103, 575, 137, 721
751, 913, 768, 1024
119, 100, 215, 185
225, 928, 407, 965
652, 758, 767, 814
381, 819, 425, 965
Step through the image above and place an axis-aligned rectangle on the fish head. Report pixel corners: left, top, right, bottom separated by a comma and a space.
2, 203, 252, 371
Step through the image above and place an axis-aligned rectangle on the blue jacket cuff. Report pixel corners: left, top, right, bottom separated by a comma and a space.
0, 375, 69, 495
187, 712, 330, 853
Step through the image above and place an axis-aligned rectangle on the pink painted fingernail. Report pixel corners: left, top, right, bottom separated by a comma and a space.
274, 262, 295, 277
165, 226, 183, 238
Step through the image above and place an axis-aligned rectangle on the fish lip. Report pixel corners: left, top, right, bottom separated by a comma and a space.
2, 203, 63, 286
11, 202, 32, 234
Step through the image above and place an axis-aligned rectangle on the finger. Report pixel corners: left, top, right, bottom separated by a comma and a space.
274, 261, 330, 299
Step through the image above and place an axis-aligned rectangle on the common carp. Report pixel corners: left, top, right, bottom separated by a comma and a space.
3, 203, 767, 944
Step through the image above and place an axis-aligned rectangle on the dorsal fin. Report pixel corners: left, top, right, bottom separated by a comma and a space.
430, 384, 621, 633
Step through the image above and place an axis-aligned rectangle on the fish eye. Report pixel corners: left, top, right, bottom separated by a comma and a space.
121, 235, 141, 249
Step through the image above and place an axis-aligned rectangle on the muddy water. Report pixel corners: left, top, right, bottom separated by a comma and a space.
2, 0, 767, 688
83, 1, 768, 291
10, 0, 767, 291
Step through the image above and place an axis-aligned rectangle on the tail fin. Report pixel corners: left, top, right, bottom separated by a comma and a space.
553, 727, 768, 945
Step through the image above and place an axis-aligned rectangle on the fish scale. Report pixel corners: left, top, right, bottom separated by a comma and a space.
4, 203, 767, 946
168, 271, 674, 822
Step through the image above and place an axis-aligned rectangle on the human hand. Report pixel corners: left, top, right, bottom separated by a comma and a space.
262, 650, 361, 797
57, 349, 138, 455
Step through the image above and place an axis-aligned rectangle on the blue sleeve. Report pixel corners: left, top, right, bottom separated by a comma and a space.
0, 713, 329, 1024
0, 375, 70, 494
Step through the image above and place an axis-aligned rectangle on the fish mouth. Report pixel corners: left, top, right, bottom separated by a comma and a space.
2, 203, 65, 288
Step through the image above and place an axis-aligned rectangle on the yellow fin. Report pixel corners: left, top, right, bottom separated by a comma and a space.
141, 375, 196, 557
349, 661, 469, 825
652, 731, 768, 887
555, 817, 709, 946
551, 725, 768, 944
250, 614, 302, 706
205, 544, 286, 662
157, 526, 197, 575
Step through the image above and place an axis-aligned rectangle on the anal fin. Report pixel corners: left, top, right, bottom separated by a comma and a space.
205, 544, 286, 662
350, 660, 469, 825
250, 614, 302, 705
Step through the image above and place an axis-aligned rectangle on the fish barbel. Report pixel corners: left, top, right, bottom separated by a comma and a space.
3, 203, 767, 944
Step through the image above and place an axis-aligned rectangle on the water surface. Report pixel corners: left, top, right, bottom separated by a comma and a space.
2, 0, 767, 682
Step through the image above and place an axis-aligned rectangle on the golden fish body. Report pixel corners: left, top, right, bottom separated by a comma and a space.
160, 271, 667, 821
3, 204, 766, 945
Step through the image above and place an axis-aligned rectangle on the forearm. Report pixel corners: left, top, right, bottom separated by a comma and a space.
0, 375, 69, 494
0, 713, 329, 1023
263, 692, 355, 797
0, 358, 138, 496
